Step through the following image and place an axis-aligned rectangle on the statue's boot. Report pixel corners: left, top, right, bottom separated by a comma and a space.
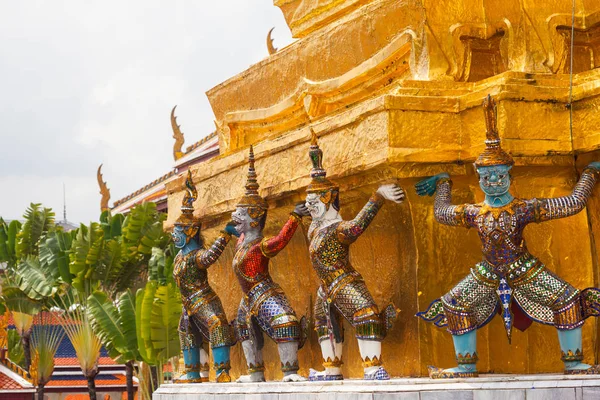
309, 339, 343, 381
174, 347, 203, 383
279, 341, 306, 382
428, 330, 478, 379
199, 347, 210, 382
237, 340, 266, 383
359, 339, 390, 380
213, 345, 232, 382
559, 327, 600, 374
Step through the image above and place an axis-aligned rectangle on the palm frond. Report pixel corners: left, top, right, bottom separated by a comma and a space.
53, 291, 101, 378
30, 312, 65, 386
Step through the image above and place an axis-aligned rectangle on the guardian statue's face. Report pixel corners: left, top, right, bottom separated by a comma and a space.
305, 193, 327, 220
477, 164, 512, 197
231, 207, 254, 235
171, 225, 188, 249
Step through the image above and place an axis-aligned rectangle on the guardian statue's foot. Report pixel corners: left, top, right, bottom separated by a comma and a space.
282, 373, 307, 382
174, 372, 203, 384
236, 372, 266, 383
428, 365, 478, 379
308, 368, 343, 381
564, 363, 600, 375
363, 366, 390, 380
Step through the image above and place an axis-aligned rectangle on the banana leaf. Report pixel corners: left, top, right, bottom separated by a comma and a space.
87, 291, 126, 360
117, 290, 140, 362
15, 256, 57, 301
16, 204, 55, 258
2, 286, 42, 316
8, 329, 25, 367
70, 223, 103, 292
39, 230, 73, 284
150, 283, 181, 360
136, 284, 157, 364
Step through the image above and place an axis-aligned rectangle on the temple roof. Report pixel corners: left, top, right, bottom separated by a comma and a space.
111, 131, 219, 214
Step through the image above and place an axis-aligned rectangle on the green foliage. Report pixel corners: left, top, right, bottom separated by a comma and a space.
16, 204, 55, 258
2, 286, 42, 316
69, 223, 104, 293
150, 283, 181, 360
8, 329, 25, 367
122, 203, 166, 257
100, 211, 124, 240
39, 230, 74, 284
87, 291, 140, 363
136, 281, 157, 363
0, 218, 21, 270
14, 256, 58, 301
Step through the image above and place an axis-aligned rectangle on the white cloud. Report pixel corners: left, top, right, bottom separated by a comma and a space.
0, 1, 293, 223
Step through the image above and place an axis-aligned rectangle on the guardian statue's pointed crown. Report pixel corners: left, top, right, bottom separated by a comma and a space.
475, 95, 514, 168
237, 145, 268, 219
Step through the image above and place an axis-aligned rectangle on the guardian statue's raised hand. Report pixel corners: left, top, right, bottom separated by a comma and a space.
304, 132, 404, 381
231, 146, 307, 383
172, 170, 236, 383
416, 96, 600, 378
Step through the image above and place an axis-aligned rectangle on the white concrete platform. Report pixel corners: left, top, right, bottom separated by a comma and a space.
153, 374, 600, 399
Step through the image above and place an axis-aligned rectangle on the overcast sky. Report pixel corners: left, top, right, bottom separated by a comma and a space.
0, 1, 293, 224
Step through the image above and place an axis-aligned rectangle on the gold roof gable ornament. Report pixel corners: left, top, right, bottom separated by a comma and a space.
171, 105, 185, 161
474, 95, 514, 168
175, 170, 200, 237
236, 145, 268, 219
306, 129, 339, 195
267, 27, 278, 55
97, 164, 111, 212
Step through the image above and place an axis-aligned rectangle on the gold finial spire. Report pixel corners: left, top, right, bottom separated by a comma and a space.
475, 95, 514, 168
171, 105, 185, 161
97, 164, 111, 212
267, 27, 278, 55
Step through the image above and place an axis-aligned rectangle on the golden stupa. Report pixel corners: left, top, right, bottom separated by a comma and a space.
166, 0, 600, 378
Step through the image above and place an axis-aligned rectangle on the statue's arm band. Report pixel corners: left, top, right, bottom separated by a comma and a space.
260, 216, 299, 258
337, 192, 384, 244
534, 168, 599, 222
433, 179, 467, 227
195, 234, 231, 268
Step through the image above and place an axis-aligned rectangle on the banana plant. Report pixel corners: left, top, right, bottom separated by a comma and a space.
87, 290, 138, 400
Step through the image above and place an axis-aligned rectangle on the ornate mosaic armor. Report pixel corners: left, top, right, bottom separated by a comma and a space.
233, 215, 304, 368
174, 234, 235, 351
172, 170, 235, 383
231, 146, 306, 377
419, 170, 600, 341
417, 96, 600, 347
310, 193, 396, 343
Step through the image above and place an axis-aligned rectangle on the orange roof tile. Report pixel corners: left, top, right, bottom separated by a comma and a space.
0, 371, 24, 390
54, 357, 117, 367
46, 374, 128, 387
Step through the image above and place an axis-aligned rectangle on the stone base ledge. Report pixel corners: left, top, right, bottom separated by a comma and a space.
154, 374, 600, 399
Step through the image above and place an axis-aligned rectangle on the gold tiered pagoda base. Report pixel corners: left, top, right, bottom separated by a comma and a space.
154, 374, 600, 399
